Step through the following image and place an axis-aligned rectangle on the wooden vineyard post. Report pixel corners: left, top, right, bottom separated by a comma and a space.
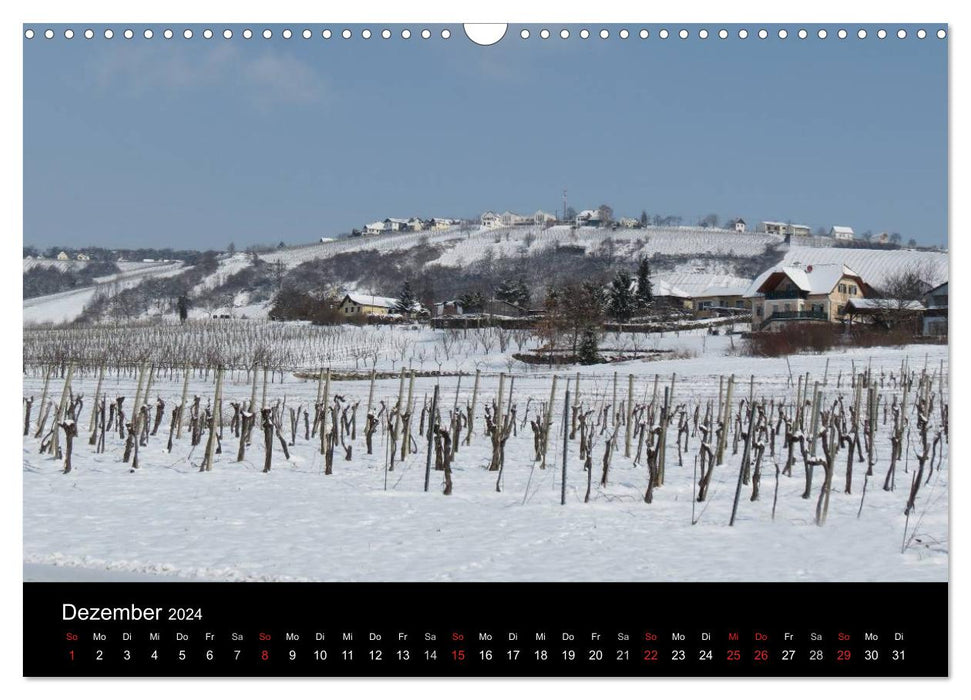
716, 375, 724, 435
465, 368, 480, 445
315, 366, 325, 406
320, 368, 331, 455
505, 375, 515, 420
612, 372, 618, 428
261, 366, 269, 409
624, 374, 634, 458
394, 367, 407, 440
541, 375, 558, 470
131, 362, 147, 435
453, 372, 463, 412
200, 367, 223, 472
405, 370, 416, 456
561, 388, 570, 506
366, 368, 376, 418
50, 362, 75, 460
176, 362, 190, 440
89, 364, 105, 434
716, 374, 734, 465
808, 382, 821, 456
139, 364, 156, 445
658, 385, 670, 486
795, 374, 804, 431
496, 373, 505, 434
730, 400, 759, 526
35, 364, 52, 434
247, 364, 259, 436
424, 384, 439, 493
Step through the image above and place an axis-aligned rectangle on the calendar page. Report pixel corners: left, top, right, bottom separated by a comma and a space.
20, 10, 949, 680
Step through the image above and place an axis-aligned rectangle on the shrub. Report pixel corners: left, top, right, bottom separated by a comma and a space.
744, 323, 918, 357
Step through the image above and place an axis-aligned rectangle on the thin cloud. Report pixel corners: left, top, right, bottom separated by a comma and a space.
87, 43, 326, 106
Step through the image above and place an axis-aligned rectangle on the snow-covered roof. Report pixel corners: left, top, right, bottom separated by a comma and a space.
387, 218, 410, 224
745, 263, 863, 298
831, 226, 854, 234
763, 221, 810, 230
845, 298, 925, 312
365, 221, 386, 229
695, 284, 749, 298
344, 293, 398, 309
652, 280, 692, 298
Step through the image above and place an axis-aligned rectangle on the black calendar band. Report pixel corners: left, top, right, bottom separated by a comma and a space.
24, 581, 947, 677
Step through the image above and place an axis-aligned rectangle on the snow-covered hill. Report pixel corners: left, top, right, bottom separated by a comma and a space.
23, 225, 948, 325
781, 244, 948, 289
23, 261, 185, 325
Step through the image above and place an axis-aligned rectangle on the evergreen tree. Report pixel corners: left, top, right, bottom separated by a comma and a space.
577, 326, 601, 365
495, 277, 530, 308
640, 210, 648, 227
635, 257, 653, 308
457, 290, 486, 313
607, 270, 636, 322
176, 295, 190, 324
394, 281, 418, 316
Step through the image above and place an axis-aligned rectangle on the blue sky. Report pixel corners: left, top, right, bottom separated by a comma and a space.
23, 24, 947, 249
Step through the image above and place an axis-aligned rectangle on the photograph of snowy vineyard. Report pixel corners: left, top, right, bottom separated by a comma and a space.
23, 321, 948, 582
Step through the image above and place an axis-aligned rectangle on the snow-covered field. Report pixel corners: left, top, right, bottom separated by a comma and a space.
23, 329, 948, 583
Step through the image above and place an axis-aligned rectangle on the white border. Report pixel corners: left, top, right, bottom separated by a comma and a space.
4, 1, 963, 698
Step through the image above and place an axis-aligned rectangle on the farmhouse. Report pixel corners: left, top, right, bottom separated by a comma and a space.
363, 221, 386, 235
430, 218, 454, 230
76, 253, 91, 261
759, 221, 811, 236
692, 284, 751, 318
575, 210, 602, 228
56, 251, 69, 261
338, 293, 398, 317
731, 218, 747, 233
481, 298, 529, 317
498, 211, 529, 226
533, 210, 557, 225
745, 262, 868, 331
831, 226, 855, 241
922, 281, 948, 337
433, 300, 464, 317
481, 211, 501, 228
384, 218, 410, 232
651, 280, 693, 311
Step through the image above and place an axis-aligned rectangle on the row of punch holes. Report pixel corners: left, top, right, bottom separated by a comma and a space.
24, 26, 948, 42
